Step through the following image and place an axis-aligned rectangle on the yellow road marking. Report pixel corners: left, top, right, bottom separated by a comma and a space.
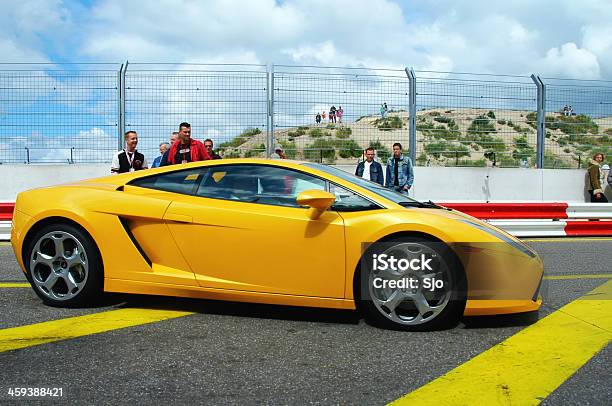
0, 308, 194, 353
544, 274, 612, 280
523, 237, 612, 242
0, 282, 30, 288
392, 279, 612, 405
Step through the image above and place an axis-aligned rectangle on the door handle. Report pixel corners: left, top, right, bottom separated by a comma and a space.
165, 213, 193, 223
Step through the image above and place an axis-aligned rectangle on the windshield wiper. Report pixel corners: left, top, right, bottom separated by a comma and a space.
399, 200, 451, 210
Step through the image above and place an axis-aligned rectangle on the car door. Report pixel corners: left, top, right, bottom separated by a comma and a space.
119, 167, 207, 286
164, 164, 346, 298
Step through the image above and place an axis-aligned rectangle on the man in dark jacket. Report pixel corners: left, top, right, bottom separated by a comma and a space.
355, 147, 384, 185
111, 131, 148, 174
204, 138, 222, 159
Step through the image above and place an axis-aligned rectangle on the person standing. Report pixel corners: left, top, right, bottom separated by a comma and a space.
329, 106, 337, 123
322, 111, 326, 122
355, 147, 384, 185
151, 142, 169, 168
111, 131, 148, 174
204, 138, 222, 159
385, 142, 414, 194
160, 122, 210, 166
337, 106, 344, 124
587, 152, 608, 202
271, 145, 286, 159
170, 131, 179, 145
315, 112, 321, 125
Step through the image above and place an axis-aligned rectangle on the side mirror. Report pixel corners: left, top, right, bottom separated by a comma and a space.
296, 189, 336, 219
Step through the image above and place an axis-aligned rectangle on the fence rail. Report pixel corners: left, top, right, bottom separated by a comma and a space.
0, 63, 610, 168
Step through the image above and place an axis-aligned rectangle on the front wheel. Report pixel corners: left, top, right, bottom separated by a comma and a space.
359, 237, 466, 331
25, 223, 103, 307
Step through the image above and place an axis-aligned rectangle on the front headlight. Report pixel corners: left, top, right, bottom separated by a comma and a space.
458, 219, 537, 258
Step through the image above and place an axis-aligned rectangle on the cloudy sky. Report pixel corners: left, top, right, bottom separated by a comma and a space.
2, 0, 612, 79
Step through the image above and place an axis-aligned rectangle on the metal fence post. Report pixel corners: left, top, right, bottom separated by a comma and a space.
119, 61, 128, 150
266, 64, 275, 158
405, 67, 417, 164
531, 74, 545, 168
117, 63, 124, 151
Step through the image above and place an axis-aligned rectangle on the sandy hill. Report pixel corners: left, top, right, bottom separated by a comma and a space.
218, 109, 612, 168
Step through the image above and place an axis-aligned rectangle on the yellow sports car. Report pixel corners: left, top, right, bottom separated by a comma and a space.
10, 159, 543, 331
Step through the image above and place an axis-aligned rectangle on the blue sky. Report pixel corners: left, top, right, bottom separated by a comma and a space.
1, 0, 611, 79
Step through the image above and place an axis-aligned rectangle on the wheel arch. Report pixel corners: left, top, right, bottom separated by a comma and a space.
22, 216, 104, 275
352, 230, 463, 306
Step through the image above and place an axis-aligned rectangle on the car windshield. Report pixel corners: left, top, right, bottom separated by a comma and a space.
303, 162, 422, 206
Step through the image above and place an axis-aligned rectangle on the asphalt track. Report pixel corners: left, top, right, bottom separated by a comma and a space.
0, 239, 610, 405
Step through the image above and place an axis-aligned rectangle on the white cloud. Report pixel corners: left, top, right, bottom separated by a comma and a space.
540, 42, 600, 79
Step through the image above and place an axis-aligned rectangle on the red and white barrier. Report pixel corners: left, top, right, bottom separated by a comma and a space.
0, 202, 13, 241
441, 202, 612, 237
1, 202, 611, 240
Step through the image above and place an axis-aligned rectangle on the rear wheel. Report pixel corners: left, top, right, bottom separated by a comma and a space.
25, 223, 103, 307
359, 237, 466, 331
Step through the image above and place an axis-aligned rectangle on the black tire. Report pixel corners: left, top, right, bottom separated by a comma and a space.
24, 222, 104, 308
357, 236, 466, 331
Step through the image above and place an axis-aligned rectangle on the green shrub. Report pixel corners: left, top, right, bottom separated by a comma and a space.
304, 139, 336, 163
309, 128, 331, 138
242, 127, 261, 136
512, 136, 535, 161
428, 111, 441, 116
335, 139, 362, 158
297, 126, 309, 131
244, 143, 265, 158
467, 115, 497, 136
544, 151, 572, 169
369, 140, 391, 162
335, 127, 352, 138
416, 152, 428, 166
498, 154, 519, 167
545, 114, 599, 135
441, 144, 470, 159
374, 116, 403, 131
280, 140, 297, 159
219, 127, 262, 149
223, 149, 241, 159
417, 122, 435, 133
424, 141, 451, 159
526, 112, 537, 129
497, 119, 507, 125
433, 116, 455, 125
464, 133, 506, 152
487, 110, 496, 119
457, 159, 487, 167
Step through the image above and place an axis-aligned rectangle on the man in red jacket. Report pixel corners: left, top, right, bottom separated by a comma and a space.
160, 122, 211, 166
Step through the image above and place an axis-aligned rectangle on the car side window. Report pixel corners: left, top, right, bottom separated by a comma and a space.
195, 164, 326, 207
129, 168, 206, 195
329, 183, 381, 212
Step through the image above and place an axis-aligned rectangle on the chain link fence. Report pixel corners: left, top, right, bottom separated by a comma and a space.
0, 63, 120, 163
414, 71, 538, 168
271, 65, 409, 164
0, 63, 610, 169
124, 63, 268, 162
542, 77, 612, 169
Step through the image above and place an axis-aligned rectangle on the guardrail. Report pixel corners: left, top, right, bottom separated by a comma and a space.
1, 202, 611, 240
441, 202, 612, 237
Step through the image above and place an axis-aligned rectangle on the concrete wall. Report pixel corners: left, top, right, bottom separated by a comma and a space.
1, 164, 610, 203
